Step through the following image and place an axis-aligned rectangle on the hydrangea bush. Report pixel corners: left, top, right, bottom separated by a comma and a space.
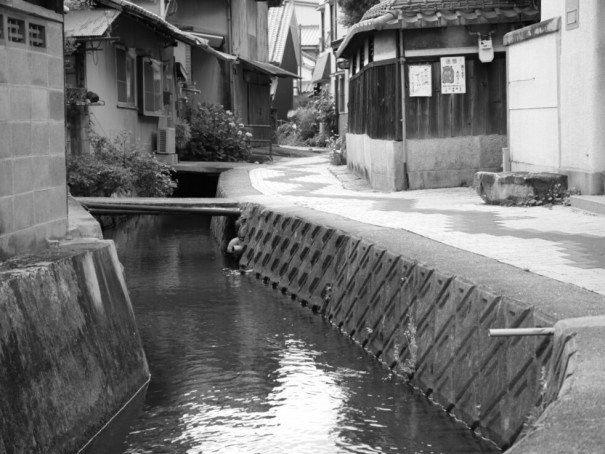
67, 130, 176, 197
179, 103, 252, 162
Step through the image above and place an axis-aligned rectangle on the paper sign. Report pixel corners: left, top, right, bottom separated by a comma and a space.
441, 56, 466, 94
409, 64, 432, 97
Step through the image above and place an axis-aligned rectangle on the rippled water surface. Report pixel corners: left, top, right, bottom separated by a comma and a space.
110, 215, 498, 454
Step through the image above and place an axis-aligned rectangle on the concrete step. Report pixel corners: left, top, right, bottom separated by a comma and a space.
570, 195, 605, 216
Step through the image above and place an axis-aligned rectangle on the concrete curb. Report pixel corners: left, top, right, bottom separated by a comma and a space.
506, 316, 605, 454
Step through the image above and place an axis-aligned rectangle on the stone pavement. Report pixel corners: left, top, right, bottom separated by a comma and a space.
248, 155, 605, 297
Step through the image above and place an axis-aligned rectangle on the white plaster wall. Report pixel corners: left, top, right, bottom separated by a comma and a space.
557, 1, 605, 175
508, 34, 560, 169
509, 109, 560, 169
374, 32, 397, 61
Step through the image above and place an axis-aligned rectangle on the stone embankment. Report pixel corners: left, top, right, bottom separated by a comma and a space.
0, 202, 149, 453
213, 169, 605, 453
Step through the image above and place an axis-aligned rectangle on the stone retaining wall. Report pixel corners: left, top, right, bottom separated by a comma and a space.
0, 239, 149, 453
223, 204, 569, 449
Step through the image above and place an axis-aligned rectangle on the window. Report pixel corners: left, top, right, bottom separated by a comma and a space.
368, 36, 374, 63
351, 55, 357, 75
28, 23, 45, 48
140, 57, 163, 116
338, 74, 346, 113
0, 15, 4, 41
116, 46, 136, 107
359, 45, 365, 69
7, 18, 25, 43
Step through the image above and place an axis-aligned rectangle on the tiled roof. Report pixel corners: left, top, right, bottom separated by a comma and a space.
300, 25, 320, 48
64, 9, 121, 38
268, 1, 295, 64
362, 0, 537, 21
337, 0, 539, 58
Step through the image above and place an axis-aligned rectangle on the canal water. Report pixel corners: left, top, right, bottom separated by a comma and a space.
108, 215, 499, 454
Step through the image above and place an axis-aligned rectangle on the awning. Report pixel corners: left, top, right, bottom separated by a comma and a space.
176, 62, 189, 81
240, 57, 300, 78
311, 52, 331, 83
64, 9, 121, 38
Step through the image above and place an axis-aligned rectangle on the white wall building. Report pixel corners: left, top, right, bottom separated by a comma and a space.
506, 0, 605, 195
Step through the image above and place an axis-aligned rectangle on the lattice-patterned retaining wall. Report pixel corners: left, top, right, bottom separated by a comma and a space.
226, 204, 563, 449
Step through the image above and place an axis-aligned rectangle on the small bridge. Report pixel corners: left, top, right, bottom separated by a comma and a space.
76, 197, 242, 217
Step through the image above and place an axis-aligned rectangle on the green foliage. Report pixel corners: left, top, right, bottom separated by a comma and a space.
328, 133, 347, 166
337, 0, 380, 27
174, 117, 192, 152
67, 130, 177, 197
276, 90, 337, 147
179, 103, 252, 162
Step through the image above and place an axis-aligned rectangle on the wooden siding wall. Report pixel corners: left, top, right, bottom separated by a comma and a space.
406, 55, 507, 139
348, 55, 507, 142
349, 62, 402, 140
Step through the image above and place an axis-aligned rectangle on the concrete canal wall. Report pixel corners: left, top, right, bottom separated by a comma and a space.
212, 168, 605, 452
0, 237, 149, 453
226, 204, 556, 448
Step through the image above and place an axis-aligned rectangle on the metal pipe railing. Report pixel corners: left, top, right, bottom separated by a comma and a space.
80, 202, 241, 217
488, 327, 555, 337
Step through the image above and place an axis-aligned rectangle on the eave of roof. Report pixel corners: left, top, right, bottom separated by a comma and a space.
64, 9, 121, 38
241, 58, 301, 78
95, 0, 223, 58
336, 4, 539, 58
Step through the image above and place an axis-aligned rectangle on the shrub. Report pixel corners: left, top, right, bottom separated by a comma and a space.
276, 90, 337, 147
180, 103, 252, 162
174, 117, 192, 152
328, 133, 347, 165
67, 130, 176, 197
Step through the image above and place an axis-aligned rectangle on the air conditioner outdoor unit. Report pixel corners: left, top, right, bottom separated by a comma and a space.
158, 127, 176, 154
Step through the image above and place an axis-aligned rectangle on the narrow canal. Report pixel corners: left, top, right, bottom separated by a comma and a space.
108, 215, 499, 454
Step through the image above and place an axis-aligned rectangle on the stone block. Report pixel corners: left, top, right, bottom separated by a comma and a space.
49, 90, 64, 121
49, 122, 65, 155
31, 88, 50, 121
474, 171, 568, 205
7, 48, 29, 85
13, 192, 34, 230
0, 86, 9, 121
0, 159, 13, 196
11, 122, 32, 157
34, 187, 63, 224
49, 155, 66, 187
48, 185, 67, 220
29, 52, 49, 87
32, 155, 51, 190
0, 196, 14, 235
6, 227, 37, 256
0, 123, 10, 159
0, 47, 7, 83
46, 23, 64, 57
13, 157, 34, 194
10, 86, 32, 121
48, 57, 64, 90
31, 122, 49, 156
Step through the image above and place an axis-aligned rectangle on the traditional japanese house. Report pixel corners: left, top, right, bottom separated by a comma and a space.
336, 0, 540, 191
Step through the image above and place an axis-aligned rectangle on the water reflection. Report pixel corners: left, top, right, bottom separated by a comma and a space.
110, 216, 498, 454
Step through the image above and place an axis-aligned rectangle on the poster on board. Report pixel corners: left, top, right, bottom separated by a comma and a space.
409, 64, 432, 97
440, 56, 466, 94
